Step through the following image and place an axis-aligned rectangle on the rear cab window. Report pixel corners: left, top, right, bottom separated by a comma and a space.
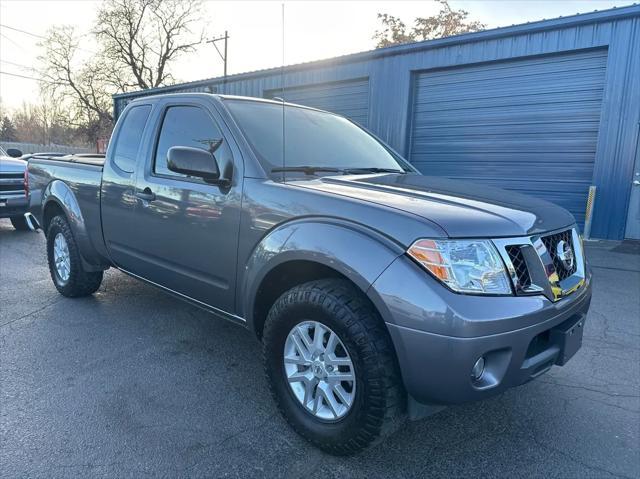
112, 105, 152, 173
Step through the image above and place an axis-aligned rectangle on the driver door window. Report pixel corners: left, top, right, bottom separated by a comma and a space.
154, 105, 232, 180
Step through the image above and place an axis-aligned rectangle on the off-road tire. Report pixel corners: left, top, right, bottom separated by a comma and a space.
46, 215, 103, 297
10, 215, 29, 231
263, 278, 405, 455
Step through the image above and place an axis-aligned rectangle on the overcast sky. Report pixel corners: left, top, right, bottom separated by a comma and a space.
0, 0, 631, 109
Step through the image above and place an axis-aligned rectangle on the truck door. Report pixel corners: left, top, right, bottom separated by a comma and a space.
101, 104, 153, 270
127, 101, 242, 313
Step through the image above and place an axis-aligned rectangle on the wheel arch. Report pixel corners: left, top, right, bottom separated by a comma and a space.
42, 198, 65, 235
242, 218, 405, 338
41, 181, 108, 271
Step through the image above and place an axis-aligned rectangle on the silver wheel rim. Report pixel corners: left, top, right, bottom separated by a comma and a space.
53, 233, 70, 282
283, 321, 356, 421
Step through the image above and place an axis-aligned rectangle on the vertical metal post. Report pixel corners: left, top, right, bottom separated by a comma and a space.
223, 30, 228, 79
583, 186, 597, 240
281, 3, 285, 182
206, 32, 230, 93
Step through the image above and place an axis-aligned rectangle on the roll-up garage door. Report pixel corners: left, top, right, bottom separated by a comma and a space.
265, 78, 370, 127
409, 49, 607, 226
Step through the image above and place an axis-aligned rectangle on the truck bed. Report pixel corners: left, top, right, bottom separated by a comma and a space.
27, 153, 107, 267
29, 153, 106, 167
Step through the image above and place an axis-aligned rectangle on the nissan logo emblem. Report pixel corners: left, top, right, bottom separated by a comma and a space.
556, 240, 575, 270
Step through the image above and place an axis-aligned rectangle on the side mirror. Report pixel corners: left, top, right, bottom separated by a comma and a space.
6, 148, 23, 158
167, 146, 221, 183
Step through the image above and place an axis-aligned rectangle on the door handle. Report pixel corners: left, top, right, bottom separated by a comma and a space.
135, 187, 156, 202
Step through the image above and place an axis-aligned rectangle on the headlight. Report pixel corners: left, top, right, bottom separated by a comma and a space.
407, 239, 512, 295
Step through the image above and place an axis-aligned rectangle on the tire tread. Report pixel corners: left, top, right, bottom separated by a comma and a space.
47, 215, 103, 297
263, 278, 405, 455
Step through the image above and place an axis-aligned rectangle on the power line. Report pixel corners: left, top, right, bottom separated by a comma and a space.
0, 23, 46, 40
0, 59, 33, 70
0, 70, 62, 85
1, 23, 90, 41
0, 32, 29, 52
0, 25, 98, 55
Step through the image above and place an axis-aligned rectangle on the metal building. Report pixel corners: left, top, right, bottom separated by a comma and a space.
113, 5, 640, 240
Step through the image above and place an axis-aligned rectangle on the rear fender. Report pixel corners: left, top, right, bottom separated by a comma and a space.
42, 180, 107, 271
241, 218, 405, 333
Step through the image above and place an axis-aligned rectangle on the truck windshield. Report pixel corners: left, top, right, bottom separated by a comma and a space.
224, 99, 408, 175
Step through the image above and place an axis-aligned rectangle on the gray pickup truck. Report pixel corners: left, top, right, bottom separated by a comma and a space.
27, 93, 592, 455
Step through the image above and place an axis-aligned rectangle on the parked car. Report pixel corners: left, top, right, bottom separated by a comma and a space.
26, 94, 592, 455
0, 145, 29, 230
0, 149, 66, 230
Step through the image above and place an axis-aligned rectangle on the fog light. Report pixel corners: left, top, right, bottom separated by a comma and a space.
472, 357, 485, 381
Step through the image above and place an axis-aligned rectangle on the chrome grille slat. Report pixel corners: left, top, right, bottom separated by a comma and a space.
493, 227, 585, 302
540, 229, 577, 281
0, 172, 26, 198
505, 245, 531, 289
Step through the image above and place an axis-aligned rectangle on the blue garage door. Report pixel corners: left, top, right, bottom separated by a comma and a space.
409, 49, 607, 226
265, 78, 370, 127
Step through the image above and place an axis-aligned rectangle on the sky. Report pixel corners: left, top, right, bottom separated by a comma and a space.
0, 0, 632, 110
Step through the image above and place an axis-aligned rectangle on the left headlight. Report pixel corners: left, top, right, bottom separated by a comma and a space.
407, 239, 512, 295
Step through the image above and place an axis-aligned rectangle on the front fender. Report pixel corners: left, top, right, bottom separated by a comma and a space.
42, 180, 107, 271
241, 217, 405, 331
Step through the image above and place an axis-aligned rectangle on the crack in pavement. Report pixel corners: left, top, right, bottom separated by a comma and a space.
0, 296, 64, 329
183, 412, 279, 472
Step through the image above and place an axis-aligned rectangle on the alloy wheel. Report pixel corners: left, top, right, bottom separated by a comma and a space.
53, 233, 71, 282
283, 321, 356, 421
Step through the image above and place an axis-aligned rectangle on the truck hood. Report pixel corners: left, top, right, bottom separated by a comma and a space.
293, 173, 575, 238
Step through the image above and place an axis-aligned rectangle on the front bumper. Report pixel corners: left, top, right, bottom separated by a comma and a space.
0, 196, 28, 218
369, 255, 592, 405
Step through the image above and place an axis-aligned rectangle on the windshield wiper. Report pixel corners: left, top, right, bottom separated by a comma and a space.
342, 167, 405, 174
270, 166, 406, 176
271, 166, 344, 175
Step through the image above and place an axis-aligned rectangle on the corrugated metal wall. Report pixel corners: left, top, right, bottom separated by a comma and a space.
263, 78, 370, 127
408, 49, 608, 227
113, 6, 640, 240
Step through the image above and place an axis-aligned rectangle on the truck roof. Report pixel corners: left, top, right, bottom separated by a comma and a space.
127, 92, 328, 113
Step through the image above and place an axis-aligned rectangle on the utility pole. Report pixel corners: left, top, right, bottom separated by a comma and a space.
206, 31, 229, 92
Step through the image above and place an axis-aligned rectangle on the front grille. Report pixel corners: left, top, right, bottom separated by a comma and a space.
541, 229, 577, 281
506, 245, 531, 289
0, 172, 25, 198
494, 227, 584, 302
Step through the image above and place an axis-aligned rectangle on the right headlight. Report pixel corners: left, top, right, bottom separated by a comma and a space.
407, 239, 512, 295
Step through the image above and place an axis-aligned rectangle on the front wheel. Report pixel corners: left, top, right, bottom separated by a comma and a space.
263, 279, 405, 455
46, 215, 103, 297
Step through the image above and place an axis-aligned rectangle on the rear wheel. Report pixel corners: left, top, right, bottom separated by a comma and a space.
263, 279, 405, 455
46, 215, 103, 297
10, 215, 29, 231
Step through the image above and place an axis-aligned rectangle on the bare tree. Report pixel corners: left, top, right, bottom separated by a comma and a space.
94, 0, 206, 90
373, 0, 486, 48
39, 26, 114, 130
37, 0, 208, 143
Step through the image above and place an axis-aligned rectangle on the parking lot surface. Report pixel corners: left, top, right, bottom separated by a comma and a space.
1, 218, 639, 478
